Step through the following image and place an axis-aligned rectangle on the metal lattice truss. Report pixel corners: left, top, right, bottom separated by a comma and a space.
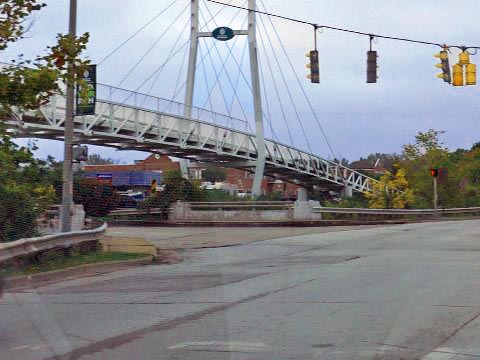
4, 85, 376, 193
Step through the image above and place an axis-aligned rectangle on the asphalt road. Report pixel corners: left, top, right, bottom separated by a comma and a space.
2, 220, 480, 360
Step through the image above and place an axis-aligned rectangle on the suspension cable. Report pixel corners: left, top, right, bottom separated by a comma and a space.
97, 0, 181, 66
199, 8, 248, 113
115, 3, 190, 89
257, 8, 313, 153
259, 0, 337, 160
257, 23, 294, 146
198, 41, 215, 112
141, 15, 191, 100
200, 7, 250, 122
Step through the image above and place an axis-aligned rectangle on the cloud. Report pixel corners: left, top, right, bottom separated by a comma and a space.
8, 0, 480, 162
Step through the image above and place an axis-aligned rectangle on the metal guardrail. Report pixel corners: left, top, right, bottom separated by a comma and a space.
0, 222, 107, 264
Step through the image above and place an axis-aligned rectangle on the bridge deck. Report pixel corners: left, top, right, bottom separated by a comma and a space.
4, 84, 376, 193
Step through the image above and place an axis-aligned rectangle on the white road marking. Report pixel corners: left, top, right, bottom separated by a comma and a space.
168, 341, 270, 352
11, 345, 31, 351
422, 348, 471, 360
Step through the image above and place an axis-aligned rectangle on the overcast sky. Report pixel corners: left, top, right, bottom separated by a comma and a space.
4, 0, 480, 162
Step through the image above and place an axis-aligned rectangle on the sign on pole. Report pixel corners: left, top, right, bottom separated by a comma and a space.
96, 173, 112, 185
76, 65, 97, 116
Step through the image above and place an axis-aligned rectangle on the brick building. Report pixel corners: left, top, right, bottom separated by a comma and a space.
83, 154, 180, 173
84, 154, 301, 198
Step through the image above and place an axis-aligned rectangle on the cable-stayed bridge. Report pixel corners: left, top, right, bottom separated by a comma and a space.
3, 0, 377, 195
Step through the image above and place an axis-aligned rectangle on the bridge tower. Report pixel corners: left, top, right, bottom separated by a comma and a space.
184, 0, 266, 197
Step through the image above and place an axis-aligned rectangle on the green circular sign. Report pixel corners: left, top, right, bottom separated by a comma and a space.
212, 27, 235, 41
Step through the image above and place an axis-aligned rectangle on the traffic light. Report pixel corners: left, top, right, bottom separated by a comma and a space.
306, 50, 320, 83
459, 51, 470, 65
430, 168, 439, 178
466, 63, 477, 85
453, 51, 476, 86
434, 50, 451, 83
452, 64, 464, 87
367, 51, 378, 83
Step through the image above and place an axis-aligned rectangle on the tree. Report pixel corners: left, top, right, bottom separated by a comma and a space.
0, 138, 57, 241
0, 0, 90, 115
86, 153, 119, 165
366, 167, 414, 209
0, 1, 90, 241
202, 166, 227, 183
73, 180, 119, 217
139, 170, 204, 218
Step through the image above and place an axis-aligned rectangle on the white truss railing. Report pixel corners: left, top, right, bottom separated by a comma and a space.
4, 84, 377, 193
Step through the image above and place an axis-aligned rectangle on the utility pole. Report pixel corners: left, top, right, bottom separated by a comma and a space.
433, 176, 438, 210
60, 0, 77, 233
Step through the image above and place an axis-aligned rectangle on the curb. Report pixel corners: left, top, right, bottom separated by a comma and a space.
4, 250, 181, 290
107, 217, 480, 228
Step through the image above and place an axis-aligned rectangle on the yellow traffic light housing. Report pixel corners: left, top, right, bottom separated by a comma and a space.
434, 50, 451, 83
459, 51, 470, 65
452, 64, 464, 86
466, 63, 477, 85
305, 50, 320, 83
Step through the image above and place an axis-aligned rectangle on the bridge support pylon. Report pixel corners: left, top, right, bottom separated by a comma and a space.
184, 0, 266, 197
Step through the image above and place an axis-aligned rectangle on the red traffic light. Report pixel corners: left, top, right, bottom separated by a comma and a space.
430, 168, 439, 177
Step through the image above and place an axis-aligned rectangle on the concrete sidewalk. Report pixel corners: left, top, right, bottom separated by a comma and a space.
105, 225, 384, 250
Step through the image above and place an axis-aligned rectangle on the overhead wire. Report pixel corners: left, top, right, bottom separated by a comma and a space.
97, 0, 181, 66
200, 0, 234, 31
206, 0, 480, 50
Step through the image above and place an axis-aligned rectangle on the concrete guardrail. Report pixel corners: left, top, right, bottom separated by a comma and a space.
0, 222, 107, 264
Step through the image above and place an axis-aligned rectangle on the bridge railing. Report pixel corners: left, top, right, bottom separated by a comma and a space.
97, 84, 253, 134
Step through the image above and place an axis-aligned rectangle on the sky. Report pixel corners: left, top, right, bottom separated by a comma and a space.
3, 0, 480, 163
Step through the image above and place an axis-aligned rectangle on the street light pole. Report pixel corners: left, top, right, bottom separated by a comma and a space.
60, 0, 77, 233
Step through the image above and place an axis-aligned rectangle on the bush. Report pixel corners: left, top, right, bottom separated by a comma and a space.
0, 185, 38, 242
139, 170, 204, 217
73, 180, 119, 217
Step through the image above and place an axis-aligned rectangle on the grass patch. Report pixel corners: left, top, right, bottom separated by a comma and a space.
1, 251, 150, 278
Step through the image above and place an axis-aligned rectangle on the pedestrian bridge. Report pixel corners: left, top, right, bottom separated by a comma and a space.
4, 84, 376, 193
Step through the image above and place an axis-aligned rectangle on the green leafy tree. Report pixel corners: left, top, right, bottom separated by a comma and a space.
202, 166, 227, 183
139, 170, 204, 218
366, 167, 414, 209
0, 1, 90, 241
0, 0, 90, 115
73, 179, 119, 217
86, 153, 119, 165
